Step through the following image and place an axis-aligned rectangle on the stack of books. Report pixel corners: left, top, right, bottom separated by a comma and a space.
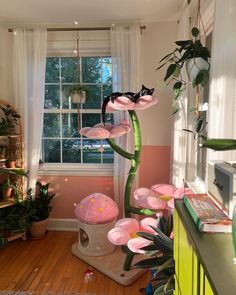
183, 194, 232, 233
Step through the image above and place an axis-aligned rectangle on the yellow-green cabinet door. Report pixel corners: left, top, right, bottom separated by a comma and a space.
178, 218, 196, 295
205, 275, 215, 295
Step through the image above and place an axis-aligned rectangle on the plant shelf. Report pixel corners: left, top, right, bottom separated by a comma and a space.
7, 231, 26, 242
0, 199, 14, 208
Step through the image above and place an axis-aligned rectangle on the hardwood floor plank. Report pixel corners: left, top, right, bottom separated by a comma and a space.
0, 231, 149, 294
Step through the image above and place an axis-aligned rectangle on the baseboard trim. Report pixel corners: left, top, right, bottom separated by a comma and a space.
48, 218, 78, 232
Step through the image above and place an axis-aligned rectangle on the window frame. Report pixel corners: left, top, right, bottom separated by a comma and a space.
39, 55, 114, 176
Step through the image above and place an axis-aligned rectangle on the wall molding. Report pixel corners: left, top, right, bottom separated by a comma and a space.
48, 218, 78, 232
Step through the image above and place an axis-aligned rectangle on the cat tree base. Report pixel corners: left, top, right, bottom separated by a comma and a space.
72, 243, 146, 285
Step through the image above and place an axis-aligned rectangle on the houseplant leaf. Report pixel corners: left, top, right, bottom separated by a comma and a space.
173, 81, 183, 100
164, 64, 177, 81
202, 138, 236, 151
191, 27, 199, 37
136, 231, 155, 241
133, 256, 170, 269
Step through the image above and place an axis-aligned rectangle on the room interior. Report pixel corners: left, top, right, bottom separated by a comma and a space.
0, 0, 236, 294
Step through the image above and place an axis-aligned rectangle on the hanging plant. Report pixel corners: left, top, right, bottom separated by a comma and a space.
69, 84, 89, 104
157, 26, 210, 114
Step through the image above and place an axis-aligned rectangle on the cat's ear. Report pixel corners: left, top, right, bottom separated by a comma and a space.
150, 88, 154, 94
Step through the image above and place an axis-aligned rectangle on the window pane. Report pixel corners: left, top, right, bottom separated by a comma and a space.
43, 139, 60, 163
82, 113, 100, 128
45, 58, 60, 83
82, 139, 101, 163
83, 85, 101, 109
82, 57, 101, 83
43, 114, 60, 137
61, 85, 78, 109
61, 57, 80, 83
62, 139, 81, 163
101, 140, 114, 163
62, 113, 80, 138
102, 57, 112, 84
45, 85, 60, 109
103, 83, 113, 100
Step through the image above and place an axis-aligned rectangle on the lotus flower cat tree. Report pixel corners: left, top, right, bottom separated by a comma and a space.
80, 85, 158, 217
72, 85, 159, 285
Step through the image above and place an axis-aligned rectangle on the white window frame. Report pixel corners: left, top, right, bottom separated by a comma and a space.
186, 0, 214, 193
39, 55, 113, 176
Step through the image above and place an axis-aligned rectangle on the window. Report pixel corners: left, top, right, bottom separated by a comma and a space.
196, 32, 212, 181
42, 56, 114, 168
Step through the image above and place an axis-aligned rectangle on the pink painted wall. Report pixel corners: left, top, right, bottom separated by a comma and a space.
139, 145, 171, 188
38, 175, 114, 219
40, 145, 171, 219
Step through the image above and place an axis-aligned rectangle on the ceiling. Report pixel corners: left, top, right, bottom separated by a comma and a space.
0, 0, 184, 26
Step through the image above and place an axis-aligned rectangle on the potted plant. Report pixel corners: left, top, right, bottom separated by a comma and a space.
157, 27, 210, 113
69, 84, 89, 104
27, 181, 55, 238
0, 104, 21, 135
0, 199, 36, 249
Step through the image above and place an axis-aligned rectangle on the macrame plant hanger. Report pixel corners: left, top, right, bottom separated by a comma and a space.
193, 0, 206, 117
71, 21, 86, 130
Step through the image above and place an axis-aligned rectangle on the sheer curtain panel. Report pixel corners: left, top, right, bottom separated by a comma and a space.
208, 0, 236, 161
13, 29, 47, 191
111, 26, 141, 216
171, 5, 190, 187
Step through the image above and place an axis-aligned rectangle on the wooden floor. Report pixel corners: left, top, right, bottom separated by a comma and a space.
0, 231, 150, 295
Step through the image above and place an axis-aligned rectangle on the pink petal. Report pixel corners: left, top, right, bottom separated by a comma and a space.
136, 195, 167, 210
127, 237, 152, 254
133, 95, 158, 110
139, 218, 157, 234
115, 218, 139, 234
167, 198, 175, 209
134, 187, 157, 200
173, 188, 194, 198
79, 127, 92, 136
110, 125, 131, 138
94, 123, 114, 131
86, 127, 110, 139
151, 184, 176, 197
120, 119, 130, 125
107, 227, 130, 245
108, 96, 135, 111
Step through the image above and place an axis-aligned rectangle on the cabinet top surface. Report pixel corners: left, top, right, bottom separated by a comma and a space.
175, 199, 236, 295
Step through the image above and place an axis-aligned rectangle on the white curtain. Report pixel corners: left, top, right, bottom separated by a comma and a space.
171, 5, 190, 187
111, 26, 141, 216
13, 29, 47, 191
208, 0, 236, 161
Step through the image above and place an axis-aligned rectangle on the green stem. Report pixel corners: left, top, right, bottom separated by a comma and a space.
129, 206, 156, 216
124, 110, 142, 217
123, 248, 135, 271
106, 138, 134, 160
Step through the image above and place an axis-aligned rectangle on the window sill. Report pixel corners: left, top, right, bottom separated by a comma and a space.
185, 178, 206, 194
38, 163, 113, 177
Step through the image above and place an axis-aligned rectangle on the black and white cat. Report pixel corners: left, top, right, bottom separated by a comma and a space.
101, 84, 154, 124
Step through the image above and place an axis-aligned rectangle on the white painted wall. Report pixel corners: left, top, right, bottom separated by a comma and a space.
0, 27, 13, 103
139, 22, 178, 146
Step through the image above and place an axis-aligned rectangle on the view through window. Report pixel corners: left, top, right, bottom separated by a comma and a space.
42, 56, 114, 165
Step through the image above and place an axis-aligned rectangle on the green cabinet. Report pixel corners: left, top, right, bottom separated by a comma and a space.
174, 200, 236, 295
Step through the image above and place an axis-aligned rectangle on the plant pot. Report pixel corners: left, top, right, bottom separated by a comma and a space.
186, 57, 210, 83
4, 187, 13, 200
29, 218, 49, 238
7, 161, 16, 168
71, 91, 86, 104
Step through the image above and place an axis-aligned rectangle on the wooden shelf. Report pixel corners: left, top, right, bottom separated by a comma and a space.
0, 199, 14, 208
0, 134, 21, 138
